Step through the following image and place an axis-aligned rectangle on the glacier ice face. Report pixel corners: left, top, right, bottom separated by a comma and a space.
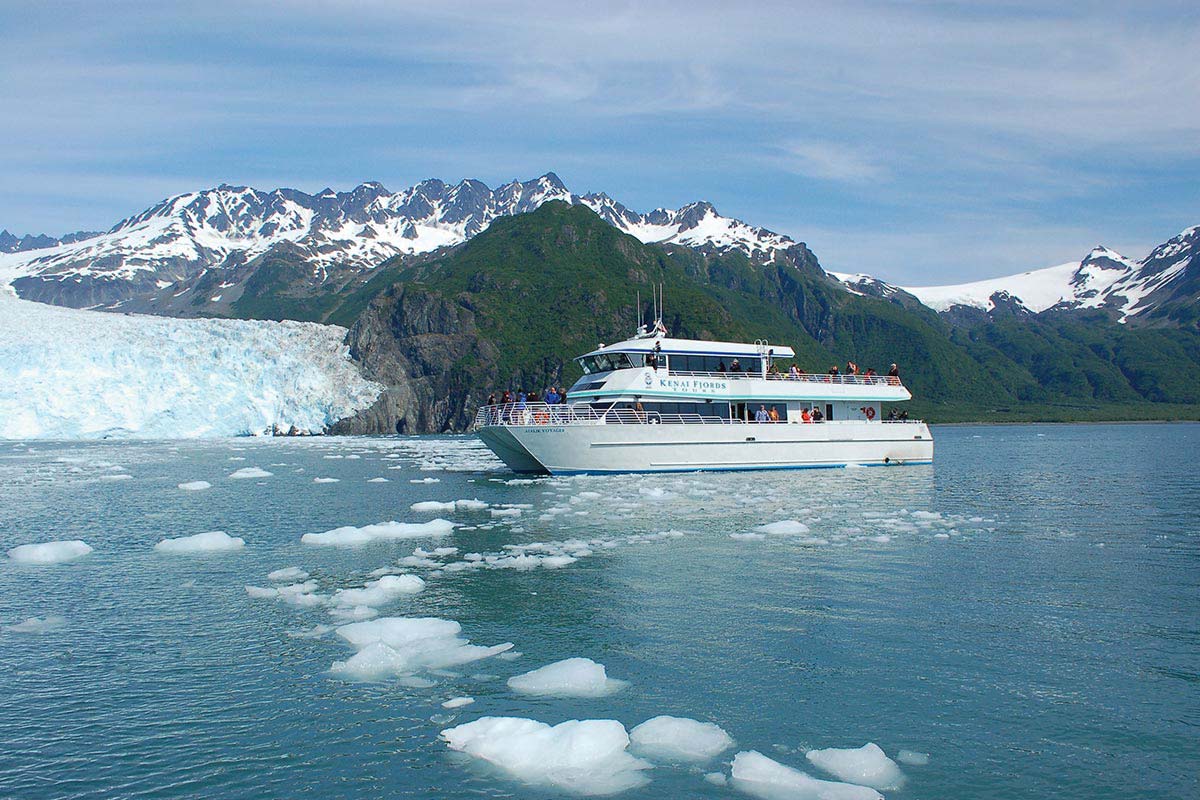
7, 539, 93, 564
440, 716, 652, 796
0, 291, 381, 440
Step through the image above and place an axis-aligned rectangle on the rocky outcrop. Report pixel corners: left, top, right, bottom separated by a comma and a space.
327, 285, 501, 434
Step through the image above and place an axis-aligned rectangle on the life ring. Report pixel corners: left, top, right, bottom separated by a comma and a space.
864, 406, 876, 420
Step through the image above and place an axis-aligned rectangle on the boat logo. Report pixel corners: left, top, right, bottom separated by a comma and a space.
644, 373, 653, 386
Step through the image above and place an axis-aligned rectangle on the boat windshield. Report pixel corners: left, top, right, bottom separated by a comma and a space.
579, 353, 638, 374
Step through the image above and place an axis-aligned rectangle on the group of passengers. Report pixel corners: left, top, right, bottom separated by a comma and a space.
759, 360, 902, 383
753, 404, 826, 423
486, 388, 569, 407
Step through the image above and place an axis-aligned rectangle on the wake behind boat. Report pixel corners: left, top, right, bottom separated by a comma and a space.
473, 315, 933, 475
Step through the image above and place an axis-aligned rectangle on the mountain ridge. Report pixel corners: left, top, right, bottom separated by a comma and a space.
0, 173, 795, 309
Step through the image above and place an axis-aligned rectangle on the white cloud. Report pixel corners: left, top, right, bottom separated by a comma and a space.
775, 140, 886, 183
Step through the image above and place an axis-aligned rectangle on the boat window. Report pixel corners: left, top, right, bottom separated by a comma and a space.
579, 353, 638, 374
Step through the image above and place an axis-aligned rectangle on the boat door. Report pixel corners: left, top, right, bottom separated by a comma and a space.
732, 402, 747, 421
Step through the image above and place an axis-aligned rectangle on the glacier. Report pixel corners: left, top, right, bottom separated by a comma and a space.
0, 290, 381, 439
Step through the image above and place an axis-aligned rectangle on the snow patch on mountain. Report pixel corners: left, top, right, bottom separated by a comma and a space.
831, 232, 1196, 323
0, 289, 382, 439
0, 174, 794, 307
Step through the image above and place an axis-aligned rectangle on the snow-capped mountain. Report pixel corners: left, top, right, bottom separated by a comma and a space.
832, 227, 1200, 324
0, 173, 794, 308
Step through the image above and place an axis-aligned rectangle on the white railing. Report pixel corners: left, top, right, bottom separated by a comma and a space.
665, 369, 902, 386
473, 402, 921, 429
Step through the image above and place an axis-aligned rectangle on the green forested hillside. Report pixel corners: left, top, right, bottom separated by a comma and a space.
227, 201, 1199, 430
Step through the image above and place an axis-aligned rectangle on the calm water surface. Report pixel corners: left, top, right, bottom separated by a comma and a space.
0, 424, 1196, 799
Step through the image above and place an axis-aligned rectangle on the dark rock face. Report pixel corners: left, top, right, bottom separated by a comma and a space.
328, 286, 501, 434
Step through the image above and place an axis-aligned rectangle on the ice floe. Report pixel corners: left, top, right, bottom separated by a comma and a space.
411, 499, 488, 514
229, 466, 272, 479
806, 743, 904, 790
757, 520, 811, 536
506, 657, 627, 698
313, 477, 340, 483
301, 519, 456, 546
7, 539, 93, 564
330, 617, 513, 680
154, 530, 246, 553
177, 480, 211, 491
441, 716, 651, 795
331, 574, 425, 607
6, 615, 67, 633
629, 716, 733, 762
896, 749, 929, 766
731, 751, 883, 800
267, 566, 309, 582
442, 696, 475, 709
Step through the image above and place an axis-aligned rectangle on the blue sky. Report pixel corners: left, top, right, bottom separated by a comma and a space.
1, 0, 1197, 283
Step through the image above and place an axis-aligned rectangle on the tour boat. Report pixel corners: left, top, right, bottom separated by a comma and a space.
473, 323, 933, 474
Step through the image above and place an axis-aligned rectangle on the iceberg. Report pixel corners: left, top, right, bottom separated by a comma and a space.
806, 743, 905, 790
7, 539, 93, 564
731, 751, 883, 800
154, 530, 246, 553
441, 716, 651, 795
506, 657, 627, 698
629, 716, 733, 762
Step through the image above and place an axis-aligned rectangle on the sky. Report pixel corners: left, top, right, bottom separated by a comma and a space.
1, 0, 1198, 284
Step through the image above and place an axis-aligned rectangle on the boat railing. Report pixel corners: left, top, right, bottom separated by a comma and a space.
473, 402, 922, 429
664, 369, 902, 386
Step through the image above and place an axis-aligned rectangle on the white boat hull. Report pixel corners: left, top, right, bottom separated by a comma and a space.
477, 421, 933, 474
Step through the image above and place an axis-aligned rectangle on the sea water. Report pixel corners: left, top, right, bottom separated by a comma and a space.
0, 424, 1196, 799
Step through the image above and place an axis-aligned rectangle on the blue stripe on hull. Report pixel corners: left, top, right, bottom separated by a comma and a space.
547, 460, 933, 476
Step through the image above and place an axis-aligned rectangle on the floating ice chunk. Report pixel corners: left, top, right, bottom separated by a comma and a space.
178, 480, 211, 491
705, 772, 728, 786
333, 574, 425, 607
411, 477, 441, 484
7, 540, 93, 564
629, 716, 733, 762
7, 615, 67, 633
933, 533, 950, 539
301, 519, 456, 546
868, 535, 891, 543
367, 477, 389, 483
330, 604, 379, 621
441, 716, 651, 795
229, 467, 272, 479
731, 532, 766, 541
442, 696, 475, 709
267, 566, 309, 582
757, 521, 811, 536
805, 743, 904, 790
490, 508, 522, 518
313, 477, 340, 484
287, 624, 334, 639
155, 530, 245, 553
411, 499, 489, 514
896, 749, 929, 766
507, 657, 627, 698
731, 751, 883, 800
245, 585, 280, 599
331, 616, 513, 679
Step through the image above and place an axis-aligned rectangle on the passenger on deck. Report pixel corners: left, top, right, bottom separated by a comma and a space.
768, 406, 780, 422
634, 401, 646, 422
486, 393, 496, 406
847, 361, 859, 376
558, 388, 568, 404
731, 358, 742, 374
528, 389, 539, 403
789, 364, 801, 380
754, 404, 769, 422
501, 390, 512, 404
888, 363, 900, 380
828, 365, 840, 383
801, 407, 812, 423
887, 407, 899, 421
545, 387, 560, 404
812, 407, 824, 422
